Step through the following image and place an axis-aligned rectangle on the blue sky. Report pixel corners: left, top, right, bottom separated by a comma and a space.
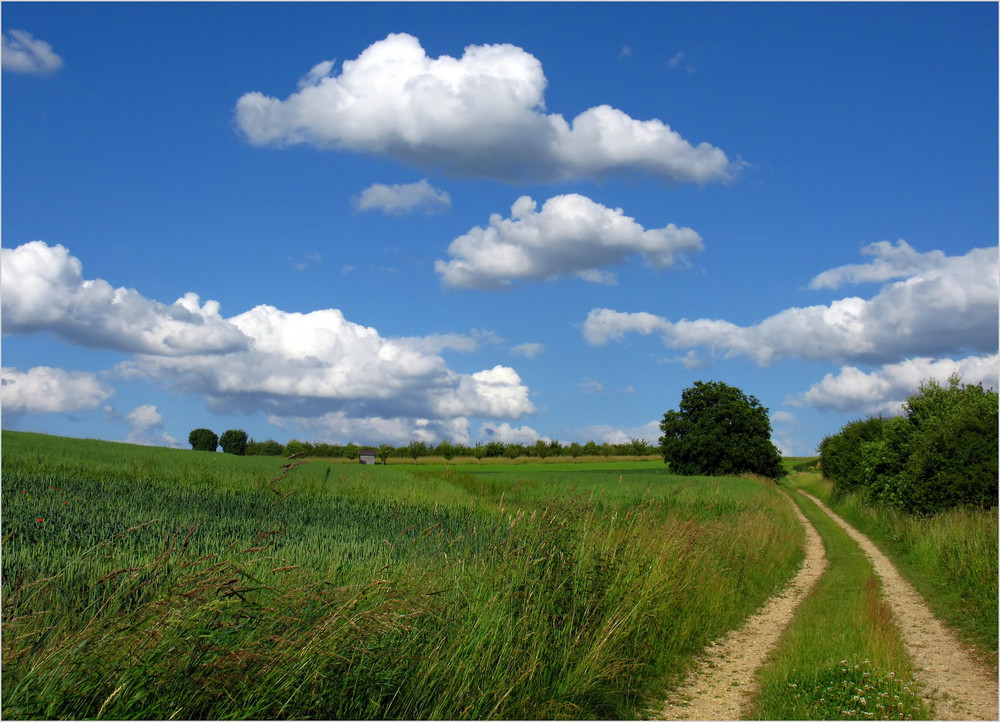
3, 2, 997, 455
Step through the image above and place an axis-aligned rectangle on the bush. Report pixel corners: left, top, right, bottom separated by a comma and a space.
820, 375, 998, 513
188, 428, 218, 452
659, 380, 786, 479
219, 429, 249, 456
245, 439, 284, 456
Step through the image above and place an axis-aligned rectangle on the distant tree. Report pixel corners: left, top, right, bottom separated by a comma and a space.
659, 380, 785, 479
219, 429, 249, 456
436, 439, 457, 460
377, 444, 393, 465
408, 441, 428, 460
188, 428, 218, 452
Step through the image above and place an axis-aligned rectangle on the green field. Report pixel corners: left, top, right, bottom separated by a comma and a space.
2, 430, 803, 720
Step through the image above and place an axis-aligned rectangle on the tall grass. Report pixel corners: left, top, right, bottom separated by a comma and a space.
789, 472, 998, 662
3, 430, 802, 719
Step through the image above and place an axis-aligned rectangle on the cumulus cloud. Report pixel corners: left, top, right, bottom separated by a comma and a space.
2, 29, 62, 74
3, 241, 536, 445
578, 420, 661, 445
235, 33, 736, 184
276, 412, 475, 447
353, 179, 451, 215
2, 241, 249, 356
119, 304, 535, 425
435, 194, 703, 289
583, 243, 997, 366
1, 366, 113, 415
791, 354, 1000, 416
809, 239, 949, 289
478, 421, 544, 445
126, 404, 163, 430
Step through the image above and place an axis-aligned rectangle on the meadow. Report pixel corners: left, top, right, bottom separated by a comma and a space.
2, 430, 803, 720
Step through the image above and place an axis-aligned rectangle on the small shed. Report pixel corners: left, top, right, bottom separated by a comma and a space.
359, 449, 377, 465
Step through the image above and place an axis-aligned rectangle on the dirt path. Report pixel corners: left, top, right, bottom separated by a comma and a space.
652, 489, 998, 720
800, 491, 999, 721
651, 498, 828, 720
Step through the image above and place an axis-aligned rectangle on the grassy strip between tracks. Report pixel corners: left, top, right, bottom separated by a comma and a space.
790, 472, 997, 665
749, 486, 930, 720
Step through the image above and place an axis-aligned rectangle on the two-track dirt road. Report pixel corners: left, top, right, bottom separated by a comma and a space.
651, 489, 998, 721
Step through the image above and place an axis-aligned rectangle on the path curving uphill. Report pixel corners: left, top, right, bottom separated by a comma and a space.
651, 497, 828, 720
800, 491, 999, 721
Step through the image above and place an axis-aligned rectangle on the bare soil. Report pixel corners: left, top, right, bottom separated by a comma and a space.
651, 490, 999, 721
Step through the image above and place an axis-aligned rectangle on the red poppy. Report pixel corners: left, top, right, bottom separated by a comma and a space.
37, 518, 43, 523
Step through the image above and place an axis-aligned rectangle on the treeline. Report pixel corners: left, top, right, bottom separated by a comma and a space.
242, 437, 657, 461
818, 375, 997, 514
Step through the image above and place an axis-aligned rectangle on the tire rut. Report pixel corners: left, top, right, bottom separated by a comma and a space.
651, 496, 828, 720
800, 491, 999, 721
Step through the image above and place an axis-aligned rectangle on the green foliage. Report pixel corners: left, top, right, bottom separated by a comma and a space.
245, 438, 284, 456
218, 428, 248, 456
819, 376, 998, 514
659, 380, 786, 479
187, 428, 218, 452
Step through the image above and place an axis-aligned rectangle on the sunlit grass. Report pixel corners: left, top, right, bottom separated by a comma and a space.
2, 430, 802, 720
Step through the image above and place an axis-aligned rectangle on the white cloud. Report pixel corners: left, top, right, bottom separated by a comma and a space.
3, 241, 536, 444
1, 366, 113, 414
435, 194, 703, 289
353, 179, 451, 215
791, 354, 1000, 416
235, 33, 736, 184
809, 239, 947, 289
2, 241, 249, 356
510, 342, 545, 358
583, 243, 998, 365
126, 404, 163, 430
276, 412, 473, 447
119, 304, 535, 425
2, 29, 62, 74
578, 420, 662, 445
478, 421, 543, 445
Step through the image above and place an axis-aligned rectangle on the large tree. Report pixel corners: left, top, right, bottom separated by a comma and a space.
188, 428, 218, 452
659, 380, 785, 479
219, 428, 249, 456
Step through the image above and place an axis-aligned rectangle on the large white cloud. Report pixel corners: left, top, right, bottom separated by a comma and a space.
435, 194, 703, 289
2, 241, 249, 356
583, 242, 998, 365
117, 303, 535, 425
235, 33, 735, 184
1, 366, 113, 414
2, 29, 62, 74
3, 241, 536, 443
791, 354, 1000, 416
